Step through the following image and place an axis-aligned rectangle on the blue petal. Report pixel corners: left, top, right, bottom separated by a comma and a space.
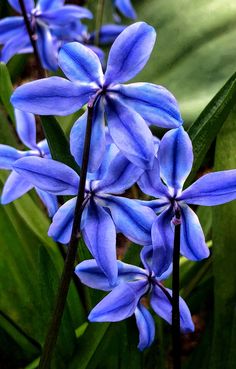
41, 6, 93, 25
151, 207, 174, 277
180, 204, 210, 260
82, 200, 117, 285
115, 0, 137, 19
113, 83, 182, 128
92, 149, 144, 194
0, 145, 25, 170
8, 0, 34, 13
13, 157, 79, 195
36, 23, 58, 71
135, 303, 155, 351
70, 99, 105, 172
105, 96, 155, 169
178, 170, 236, 206
11, 77, 96, 115
150, 286, 194, 332
138, 157, 170, 198
59, 42, 103, 85
0, 17, 25, 43
14, 109, 37, 149
86, 45, 104, 65
87, 143, 119, 181
37, 139, 50, 157
90, 24, 126, 45
137, 199, 170, 214
0, 31, 30, 63
35, 188, 58, 217
75, 259, 147, 291
88, 280, 148, 322
48, 197, 76, 243
37, 0, 64, 12
1, 171, 33, 204
98, 195, 156, 245
158, 127, 193, 197
104, 22, 156, 86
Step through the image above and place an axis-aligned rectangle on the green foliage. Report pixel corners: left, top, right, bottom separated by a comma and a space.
210, 105, 236, 369
40, 115, 80, 173
0, 62, 15, 123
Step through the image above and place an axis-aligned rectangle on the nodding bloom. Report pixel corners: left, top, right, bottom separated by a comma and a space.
11, 22, 183, 172
75, 246, 194, 351
0, 0, 92, 70
0, 109, 57, 217
13, 143, 157, 285
54, 21, 126, 63
138, 126, 236, 276
112, 0, 137, 21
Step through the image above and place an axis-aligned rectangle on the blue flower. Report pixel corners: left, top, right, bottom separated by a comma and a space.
11, 22, 183, 171
53, 21, 126, 64
138, 127, 236, 275
75, 246, 194, 351
0, 0, 92, 70
13, 142, 156, 284
0, 109, 57, 217
112, 0, 137, 21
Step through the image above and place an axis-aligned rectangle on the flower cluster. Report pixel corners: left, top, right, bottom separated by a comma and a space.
1, 3, 236, 352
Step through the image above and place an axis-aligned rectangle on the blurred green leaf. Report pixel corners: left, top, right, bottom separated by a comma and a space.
186, 71, 236, 184
210, 104, 236, 369
41, 115, 80, 173
135, 0, 236, 123
0, 62, 15, 123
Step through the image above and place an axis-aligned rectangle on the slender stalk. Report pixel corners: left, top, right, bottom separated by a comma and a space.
18, 0, 46, 78
38, 105, 95, 369
95, 0, 105, 46
172, 209, 181, 369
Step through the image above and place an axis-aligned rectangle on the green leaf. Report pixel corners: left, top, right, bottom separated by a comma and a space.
210, 104, 236, 369
186, 71, 236, 184
40, 115, 80, 173
0, 62, 15, 123
0, 171, 86, 368
0, 311, 39, 368
70, 323, 110, 369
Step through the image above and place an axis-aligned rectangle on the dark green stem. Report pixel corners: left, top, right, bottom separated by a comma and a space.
172, 209, 181, 369
95, 0, 105, 46
18, 0, 46, 78
38, 105, 95, 369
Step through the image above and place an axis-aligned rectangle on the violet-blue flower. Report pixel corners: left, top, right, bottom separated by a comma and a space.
75, 246, 194, 350
11, 22, 183, 171
0, 0, 92, 70
0, 109, 57, 216
112, 0, 137, 20
138, 126, 236, 276
13, 143, 156, 284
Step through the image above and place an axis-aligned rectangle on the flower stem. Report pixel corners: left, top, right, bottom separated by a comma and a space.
95, 0, 105, 46
18, 0, 46, 78
38, 105, 95, 369
172, 209, 181, 369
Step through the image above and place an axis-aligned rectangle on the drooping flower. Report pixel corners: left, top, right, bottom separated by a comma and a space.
138, 126, 236, 275
0, 0, 92, 70
11, 22, 183, 172
75, 246, 194, 351
13, 142, 156, 284
0, 109, 57, 216
54, 21, 126, 63
112, 0, 137, 21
